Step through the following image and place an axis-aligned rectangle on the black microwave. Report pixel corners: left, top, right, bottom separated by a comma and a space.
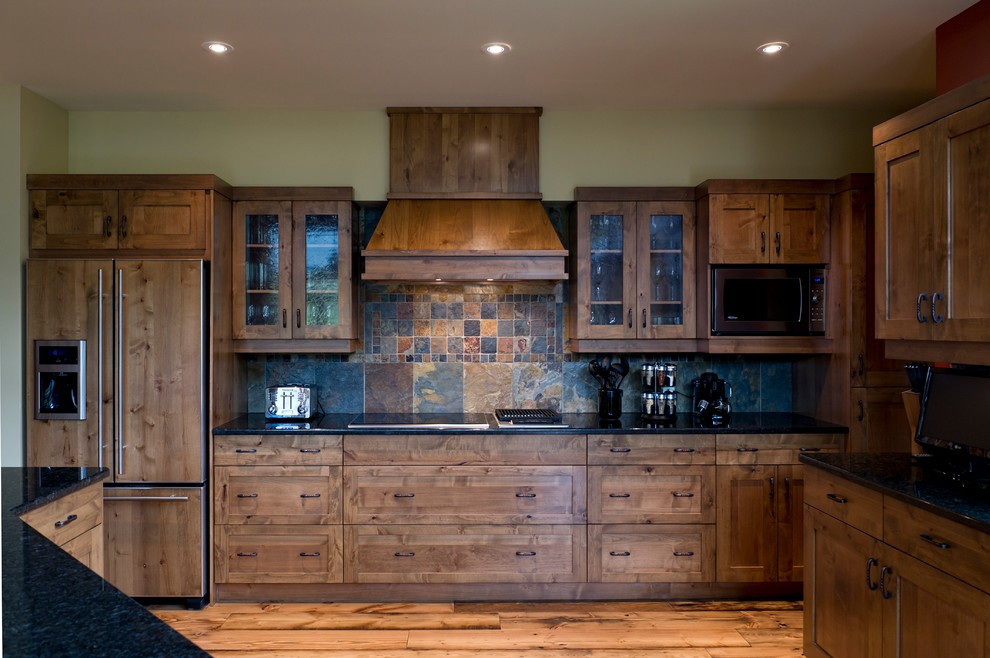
711, 265, 826, 336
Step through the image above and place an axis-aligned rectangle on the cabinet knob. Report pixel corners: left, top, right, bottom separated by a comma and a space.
920, 533, 951, 550
515, 551, 537, 557
236, 552, 258, 558
237, 493, 259, 498
826, 492, 848, 504
610, 447, 632, 453
299, 493, 321, 498
515, 492, 537, 498
916, 293, 929, 323
880, 565, 894, 599
673, 550, 695, 557
931, 292, 944, 324
394, 552, 415, 557
671, 492, 694, 498
609, 493, 631, 498
235, 448, 258, 453
120, 215, 128, 238
299, 552, 321, 558
299, 448, 321, 453
393, 493, 415, 498
866, 556, 879, 591
609, 551, 631, 557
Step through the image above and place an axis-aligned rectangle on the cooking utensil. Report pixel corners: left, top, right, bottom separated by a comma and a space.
607, 356, 629, 390
589, 360, 607, 388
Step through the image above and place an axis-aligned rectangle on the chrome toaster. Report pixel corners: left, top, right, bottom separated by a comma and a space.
265, 385, 315, 419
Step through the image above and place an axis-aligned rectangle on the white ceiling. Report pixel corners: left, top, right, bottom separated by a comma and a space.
0, 0, 978, 112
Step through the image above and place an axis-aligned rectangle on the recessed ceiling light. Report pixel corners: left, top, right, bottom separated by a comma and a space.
482, 42, 511, 55
757, 41, 789, 55
202, 41, 233, 54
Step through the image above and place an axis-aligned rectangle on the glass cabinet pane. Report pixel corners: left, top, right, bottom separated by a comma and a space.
589, 213, 625, 326
303, 213, 339, 328
245, 213, 279, 327
648, 213, 684, 327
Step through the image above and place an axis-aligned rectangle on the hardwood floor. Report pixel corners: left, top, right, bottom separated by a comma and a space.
153, 600, 804, 656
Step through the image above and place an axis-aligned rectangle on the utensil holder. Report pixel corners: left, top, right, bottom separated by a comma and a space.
598, 388, 623, 419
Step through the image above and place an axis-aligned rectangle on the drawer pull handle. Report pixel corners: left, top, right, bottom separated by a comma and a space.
867, 557, 879, 591
610, 447, 632, 453
54, 514, 78, 528
826, 493, 848, 504
673, 551, 695, 557
880, 565, 893, 599
799, 447, 822, 452
673, 447, 696, 453
393, 493, 415, 498
516, 551, 537, 557
394, 552, 415, 557
737, 447, 759, 453
515, 493, 537, 498
236, 552, 258, 558
609, 551, 631, 557
672, 492, 695, 498
235, 448, 258, 453
920, 534, 951, 550
237, 493, 259, 498
609, 493, 631, 498
299, 552, 321, 558
299, 448, 321, 453
300, 493, 321, 498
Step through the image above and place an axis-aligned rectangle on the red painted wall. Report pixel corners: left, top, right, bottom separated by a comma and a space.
936, 0, 990, 94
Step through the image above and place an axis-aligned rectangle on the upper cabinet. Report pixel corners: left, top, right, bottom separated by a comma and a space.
231, 188, 357, 353
698, 183, 830, 265
27, 175, 230, 257
569, 188, 698, 352
875, 82, 990, 353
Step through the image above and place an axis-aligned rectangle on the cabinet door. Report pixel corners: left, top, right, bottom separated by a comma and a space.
708, 194, 769, 263
217, 525, 343, 584
589, 524, 715, 583
29, 190, 118, 251
103, 487, 204, 598
849, 386, 913, 453
291, 200, 354, 339
874, 130, 935, 340
117, 189, 207, 251
716, 464, 777, 582
26, 259, 114, 469
116, 260, 205, 483
638, 201, 696, 338
776, 464, 804, 582
936, 98, 990, 342
589, 464, 714, 524
882, 546, 990, 658
573, 202, 638, 339
770, 194, 829, 264
232, 200, 292, 340
804, 509, 882, 658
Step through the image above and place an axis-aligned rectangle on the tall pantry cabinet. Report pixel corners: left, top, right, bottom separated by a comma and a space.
25, 174, 239, 605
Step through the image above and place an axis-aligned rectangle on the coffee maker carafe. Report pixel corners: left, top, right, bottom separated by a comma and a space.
691, 372, 731, 427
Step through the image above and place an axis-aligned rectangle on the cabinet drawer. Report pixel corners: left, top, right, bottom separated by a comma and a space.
803, 467, 883, 536
717, 434, 844, 464
19, 483, 102, 547
344, 465, 586, 524
217, 525, 343, 584
343, 434, 586, 465
589, 435, 715, 465
61, 526, 104, 576
884, 496, 990, 595
589, 524, 715, 582
215, 465, 341, 524
588, 465, 714, 524
215, 434, 342, 466
344, 525, 586, 583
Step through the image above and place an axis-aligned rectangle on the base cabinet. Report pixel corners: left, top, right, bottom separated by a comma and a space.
19, 480, 104, 576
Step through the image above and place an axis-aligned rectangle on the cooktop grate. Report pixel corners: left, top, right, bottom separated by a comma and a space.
494, 408, 562, 424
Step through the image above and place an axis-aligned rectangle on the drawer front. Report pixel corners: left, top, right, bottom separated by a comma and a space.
344, 525, 586, 583
343, 434, 586, 465
588, 465, 715, 524
61, 526, 104, 576
19, 482, 103, 546
717, 433, 845, 465
214, 434, 342, 466
589, 435, 715, 465
215, 465, 341, 524
884, 496, 990, 595
803, 466, 883, 536
589, 524, 715, 582
217, 525, 343, 584
344, 466, 586, 524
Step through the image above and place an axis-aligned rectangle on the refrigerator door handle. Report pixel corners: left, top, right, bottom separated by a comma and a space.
116, 268, 124, 477
104, 496, 191, 502
97, 268, 104, 470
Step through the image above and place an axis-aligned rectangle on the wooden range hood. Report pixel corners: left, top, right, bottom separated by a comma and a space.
362, 107, 567, 282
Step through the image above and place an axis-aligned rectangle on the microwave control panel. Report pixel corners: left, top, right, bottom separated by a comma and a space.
809, 268, 826, 333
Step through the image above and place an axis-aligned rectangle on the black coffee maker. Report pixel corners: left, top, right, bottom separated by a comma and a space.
691, 372, 732, 427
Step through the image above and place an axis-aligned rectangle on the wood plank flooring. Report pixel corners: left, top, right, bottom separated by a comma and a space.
153, 600, 805, 657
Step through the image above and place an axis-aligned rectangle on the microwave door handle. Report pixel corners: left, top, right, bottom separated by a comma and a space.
97, 269, 104, 470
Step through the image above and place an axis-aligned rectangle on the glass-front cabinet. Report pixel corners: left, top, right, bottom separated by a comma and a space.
232, 189, 355, 350
571, 192, 696, 347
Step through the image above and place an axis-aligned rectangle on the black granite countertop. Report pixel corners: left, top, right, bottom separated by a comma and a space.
214, 411, 847, 435
2, 467, 207, 657
799, 452, 990, 535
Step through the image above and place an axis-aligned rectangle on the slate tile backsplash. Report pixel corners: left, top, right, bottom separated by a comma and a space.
247, 283, 793, 415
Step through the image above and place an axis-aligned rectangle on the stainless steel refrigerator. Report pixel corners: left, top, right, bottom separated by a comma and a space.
26, 258, 208, 605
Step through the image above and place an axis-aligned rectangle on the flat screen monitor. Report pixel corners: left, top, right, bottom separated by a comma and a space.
916, 367, 990, 461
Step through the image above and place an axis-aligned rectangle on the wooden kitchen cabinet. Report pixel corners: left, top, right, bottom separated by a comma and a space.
19, 480, 104, 575
715, 434, 843, 583
27, 175, 229, 256
217, 525, 343, 584
231, 187, 357, 352
874, 79, 990, 357
570, 189, 698, 352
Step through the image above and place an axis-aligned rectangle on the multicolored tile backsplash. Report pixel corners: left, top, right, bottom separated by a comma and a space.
246, 282, 794, 415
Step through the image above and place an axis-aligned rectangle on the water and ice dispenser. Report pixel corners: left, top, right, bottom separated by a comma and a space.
35, 340, 86, 420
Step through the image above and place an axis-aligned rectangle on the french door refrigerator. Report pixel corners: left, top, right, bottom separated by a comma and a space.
26, 258, 208, 605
